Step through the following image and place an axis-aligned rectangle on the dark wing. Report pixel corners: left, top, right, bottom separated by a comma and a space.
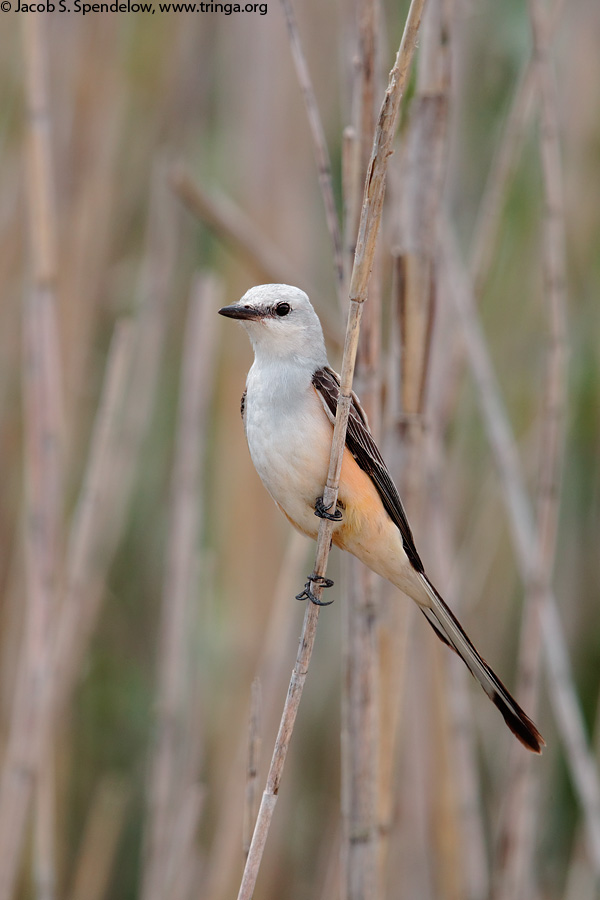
312, 366, 424, 573
241, 389, 248, 439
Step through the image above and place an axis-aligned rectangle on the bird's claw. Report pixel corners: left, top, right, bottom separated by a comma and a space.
295, 573, 335, 606
314, 496, 343, 521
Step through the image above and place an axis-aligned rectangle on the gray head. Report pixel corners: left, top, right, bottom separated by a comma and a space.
219, 284, 328, 368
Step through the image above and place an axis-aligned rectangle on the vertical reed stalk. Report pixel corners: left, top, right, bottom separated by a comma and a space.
469, 0, 565, 296
142, 275, 220, 900
442, 226, 600, 880
204, 532, 308, 900
67, 776, 130, 900
424, 411, 490, 900
493, 0, 569, 896
243, 679, 262, 860
0, 19, 63, 900
236, 5, 427, 896
33, 746, 56, 900
279, 0, 345, 304
53, 172, 177, 714
389, 2, 464, 896
341, 2, 381, 897
0, 169, 176, 894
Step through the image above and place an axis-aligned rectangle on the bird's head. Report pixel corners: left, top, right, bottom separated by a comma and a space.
219, 284, 327, 367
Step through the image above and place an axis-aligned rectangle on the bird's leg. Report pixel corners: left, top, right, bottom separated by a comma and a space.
314, 495, 343, 521
295, 573, 335, 606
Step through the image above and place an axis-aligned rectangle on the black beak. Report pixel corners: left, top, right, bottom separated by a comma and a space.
218, 304, 264, 321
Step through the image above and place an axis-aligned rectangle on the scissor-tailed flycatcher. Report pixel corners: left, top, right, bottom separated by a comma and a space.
219, 283, 543, 753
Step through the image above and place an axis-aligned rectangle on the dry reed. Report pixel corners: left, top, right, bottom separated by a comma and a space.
279, 0, 345, 303
0, 19, 63, 900
442, 227, 600, 879
493, 0, 569, 895
243, 679, 262, 860
142, 274, 221, 900
236, 2, 426, 896
203, 531, 308, 900
341, 2, 381, 897
67, 776, 130, 900
170, 165, 304, 288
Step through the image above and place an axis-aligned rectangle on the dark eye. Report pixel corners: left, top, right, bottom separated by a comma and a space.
275, 302, 291, 317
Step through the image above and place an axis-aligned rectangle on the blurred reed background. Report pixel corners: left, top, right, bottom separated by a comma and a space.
0, 0, 599, 898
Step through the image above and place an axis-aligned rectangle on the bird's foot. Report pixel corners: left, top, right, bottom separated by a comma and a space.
314, 496, 343, 521
295, 573, 335, 606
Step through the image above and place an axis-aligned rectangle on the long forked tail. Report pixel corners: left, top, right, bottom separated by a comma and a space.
418, 573, 544, 754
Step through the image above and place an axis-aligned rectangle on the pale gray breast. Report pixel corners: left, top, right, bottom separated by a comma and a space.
244, 370, 331, 514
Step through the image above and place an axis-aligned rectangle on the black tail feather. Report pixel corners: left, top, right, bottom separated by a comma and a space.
419, 585, 545, 754
491, 688, 544, 754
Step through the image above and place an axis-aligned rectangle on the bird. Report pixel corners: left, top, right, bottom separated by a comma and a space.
219, 283, 544, 753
